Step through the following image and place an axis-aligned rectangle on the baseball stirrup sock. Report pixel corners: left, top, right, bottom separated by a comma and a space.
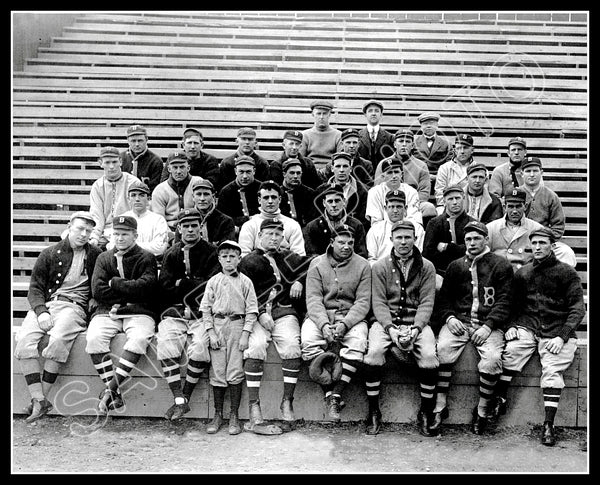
495, 368, 518, 399
229, 382, 243, 414
478, 372, 500, 416
418, 368, 438, 412
24, 373, 44, 401
160, 358, 183, 398
281, 358, 302, 399
364, 364, 382, 411
182, 359, 208, 398
90, 353, 114, 387
113, 350, 142, 390
244, 358, 264, 403
543, 387, 562, 423
212, 385, 226, 414
333, 358, 357, 396
434, 363, 452, 411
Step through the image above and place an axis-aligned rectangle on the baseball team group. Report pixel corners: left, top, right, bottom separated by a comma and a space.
14, 99, 585, 446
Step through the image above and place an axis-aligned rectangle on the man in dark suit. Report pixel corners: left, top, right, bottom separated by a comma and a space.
357, 99, 395, 173
413, 112, 452, 183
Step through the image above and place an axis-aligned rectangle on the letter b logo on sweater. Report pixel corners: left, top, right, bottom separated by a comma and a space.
483, 287, 495, 307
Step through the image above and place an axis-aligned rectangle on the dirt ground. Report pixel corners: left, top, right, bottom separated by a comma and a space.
12, 415, 588, 474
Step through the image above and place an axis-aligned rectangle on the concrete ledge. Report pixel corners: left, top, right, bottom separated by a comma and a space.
13, 331, 587, 427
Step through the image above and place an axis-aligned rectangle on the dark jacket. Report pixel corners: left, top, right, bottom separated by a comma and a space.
238, 248, 311, 320
464, 187, 504, 224
159, 238, 220, 318
315, 178, 370, 231
280, 183, 319, 227
412, 134, 452, 175
199, 207, 236, 246
28, 238, 102, 316
217, 151, 270, 192
303, 215, 368, 259
437, 250, 514, 331
216, 179, 261, 228
120, 149, 164, 192
91, 244, 158, 320
269, 152, 322, 190
423, 210, 477, 276
160, 151, 220, 188
510, 252, 585, 341
357, 127, 395, 170
320, 154, 374, 189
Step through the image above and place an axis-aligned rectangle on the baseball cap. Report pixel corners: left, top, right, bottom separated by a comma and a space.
455, 134, 474, 147
393, 129, 414, 141
177, 208, 202, 224
385, 190, 406, 205
391, 220, 415, 233
127, 180, 151, 195
508, 137, 527, 149
237, 127, 256, 138
504, 188, 527, 204
234, 155, 256, 167
521, 157, 542, 171
218, 240, 242, 253
167, 151, 188, 164
529, 227, 556, 243
192, 179, 216, 193
340, 128, 360, 141
100, 146, 120, 159
112, 215, 137, 231
467, 162, 488, 176
260, 218, 285, 232
464, 221, 488, 237
70, 211, 96, 227
283, 130, 303, 142
127, 124, 147, 137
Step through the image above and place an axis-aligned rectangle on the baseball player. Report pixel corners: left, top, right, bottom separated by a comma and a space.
85, 215, 158, 416
269, 130, 322, 190
191, 179, 236, 246
462, 162, 503, 224
15, 211, 101, 422
434, 134, 475, 214
119, 124, 164, 192
489, 137, 528, 200
299, 100, 343, 173
320, 128, 374, 189
490, 228, 586, 446
238, 218, 311, 433
363, 220, 438, 436
156, 208, 220, 421
278, 158, 319, 227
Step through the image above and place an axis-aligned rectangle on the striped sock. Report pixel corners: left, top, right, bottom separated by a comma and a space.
433, 363, 453, 412
24, 373, 44, 401
212, 385, 226, 415
112, 350, 142, 391
160, 358, 183, 399
332, 358, 358, 396
494, 368, 518, 399
281, 358, 301, 400
418, 367, 438, 413
321, 384, 333, 399
478, 372, 500, 417
543, 387, 562, 423
182, 359, 208, 399
90, 353, 114, 387
363, 364, 382, 413
244, 358, 264, 404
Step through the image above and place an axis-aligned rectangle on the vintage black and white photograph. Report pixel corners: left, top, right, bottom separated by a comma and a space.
11, 10, 588, 474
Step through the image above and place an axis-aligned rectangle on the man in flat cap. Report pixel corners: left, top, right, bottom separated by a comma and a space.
302, 225, 371, 423
89, 146, 142, 250
362, 220, 438, 436
15, 211, 102, 422
431, 220, 514, 436
366, 189, 425, 265
151, 151, 206, 236
156, 208, 220, 421
365, 157, 423, 229
299, 100, 343, 174
486, 188, 546, 272
216, 155, 262, 231
160, 128, 220, 188
238, 218, 311, 433
120, 124, 164, 192
375, 129, 437, 227
315, 151, 370, 230
423, 185, 477, 288
106, 181, 169, 258
413, 112, 452, 181
434, 133, 476, 214
519, 157, 576, 267
463, 162, 503, 224
278, 158, 319, 227
238, 180, 306, 258
269, 130, 322, 190
489, 137, 528, 200
321, 128, 374, 188
86, 215, 158, 418
303, 183, 368, 259
489, 227, 585, 447
357, 99, 395, 170
216, 127, 270, 192
191, 179, 236, 246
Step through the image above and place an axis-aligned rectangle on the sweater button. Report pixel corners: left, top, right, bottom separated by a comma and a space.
58, 262, 62, 266
57, 273, 61, 277
55, 280, 60, 284
507, 249, 513, 254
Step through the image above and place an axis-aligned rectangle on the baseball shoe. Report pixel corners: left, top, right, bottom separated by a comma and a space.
471, 407, 489, 435
491, 396, 508, 419
108, 389, 124, 411
365, 409, 382, 436
170, 401, 191, 421
244, 401, 283, 435
280, 397, 295, 423
164, 403, 177, 420
417, 410, 436, 437
429, 406, 448, 433
541, 422, 556, 446
97, 389, 113, 416
228, 414, 242, 435
326, 394, 341, 423
25, 398, 52, 423
206, 413, 223, 434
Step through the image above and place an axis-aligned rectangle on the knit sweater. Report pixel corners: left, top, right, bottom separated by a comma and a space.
522, 184, 565, 240
197, 206, 236, 246
216, 179, 262, 228
269, 152, 322, 190
437, 249, 514, 330
238, 211, 306, 258
160, 151, 220, 188
434, 158, 473, 207
120, 148, 164, 192
217, 150, 270, 192
302, 214, 368, 259
305, 248, 371, 331
106, 209, 169, 256
510, 252, 585, 341
299, 127, 343, 171
371, 247, 436, 333
366, 219, 424, 264
366, 182, 423, 227
463, 186, 504, 224
488, 161, 525, 199
91, 244, 158, 320
280, 183, 319, 227
374, 155, 432, 202
151, 175, 205, 229
486, 216, 545, 271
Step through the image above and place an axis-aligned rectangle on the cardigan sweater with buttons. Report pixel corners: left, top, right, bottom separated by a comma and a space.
371, 247, 436, 333
302, 214, 368, 260
305, 248, 371, 331
27, 237, 102, 317
486, 215, 544, 271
